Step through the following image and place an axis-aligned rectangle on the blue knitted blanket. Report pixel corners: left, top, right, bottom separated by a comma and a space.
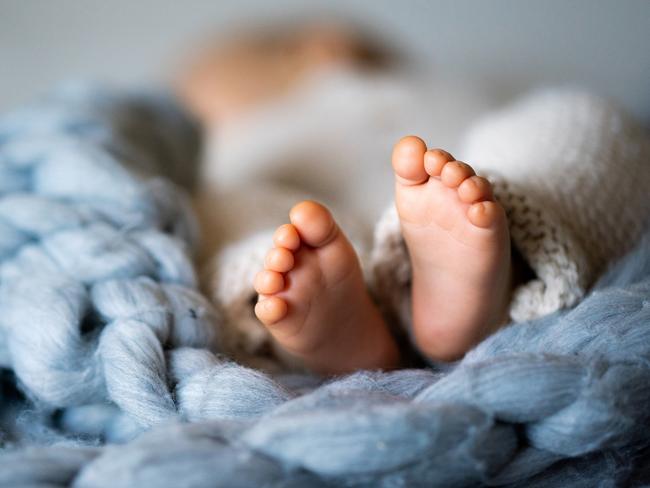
0, 85, 649, 487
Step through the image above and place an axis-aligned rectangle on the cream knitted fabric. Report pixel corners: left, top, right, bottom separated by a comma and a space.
205, 231, 274, 357
369, 89, 650, 329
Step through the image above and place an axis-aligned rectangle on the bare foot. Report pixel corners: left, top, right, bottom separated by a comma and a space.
393, 136, 511, 362
253, 201, 399, 374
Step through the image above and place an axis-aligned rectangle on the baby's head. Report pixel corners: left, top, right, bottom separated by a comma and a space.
176, 21, 392, 126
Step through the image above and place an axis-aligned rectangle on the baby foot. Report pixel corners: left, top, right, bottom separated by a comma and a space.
254, 201, 399, 374
393, 136, 511, 361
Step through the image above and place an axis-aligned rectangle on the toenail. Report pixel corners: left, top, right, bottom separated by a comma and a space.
397, 135, 426, 151
265, 248, 294, 271
274, 225, 300, 250
429, 149, 452, 160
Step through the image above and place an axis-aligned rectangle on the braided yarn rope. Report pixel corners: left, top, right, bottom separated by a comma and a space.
0, 83, 222, 434
0, 85, 649, 487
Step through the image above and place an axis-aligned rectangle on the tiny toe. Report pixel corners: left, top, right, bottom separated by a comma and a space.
289, 200, 337, 247
273, 224, 301, 251
424, 149, 454, 177
255, 296, 288, 325
254, 270, 285, 295
392, 135, 429, 185
264, 247, 295, 272
458, 176, 494, 203
467, 201, 504, 228
440, 161, 476, 188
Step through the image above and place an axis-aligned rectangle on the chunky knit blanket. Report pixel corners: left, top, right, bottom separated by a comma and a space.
1, 85, 649, 487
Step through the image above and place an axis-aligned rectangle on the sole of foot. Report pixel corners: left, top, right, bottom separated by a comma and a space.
254, 200, 399, 374
393, 135, 511, 361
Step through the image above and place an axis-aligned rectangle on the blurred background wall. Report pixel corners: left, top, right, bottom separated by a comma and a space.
1, 0, 648, 124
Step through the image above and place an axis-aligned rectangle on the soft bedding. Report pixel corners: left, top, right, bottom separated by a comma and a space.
0, 85, 649, 487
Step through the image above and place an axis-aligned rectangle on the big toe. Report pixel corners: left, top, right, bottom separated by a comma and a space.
392, 136, 429, 185
289, 201, 337, 248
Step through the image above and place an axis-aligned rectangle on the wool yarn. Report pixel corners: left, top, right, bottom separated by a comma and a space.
0, 82, 221, 428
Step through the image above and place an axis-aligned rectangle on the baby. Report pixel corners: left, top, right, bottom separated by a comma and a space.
179, 22, 650, 375
178, 21, 391, 127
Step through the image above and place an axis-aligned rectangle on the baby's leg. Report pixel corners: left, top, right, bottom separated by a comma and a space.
393, 136, 512, 361
254, 201, 399, 374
